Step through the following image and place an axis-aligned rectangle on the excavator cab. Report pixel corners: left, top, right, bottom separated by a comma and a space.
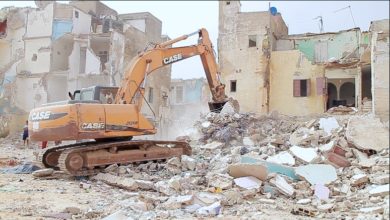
68, 86, 118, 104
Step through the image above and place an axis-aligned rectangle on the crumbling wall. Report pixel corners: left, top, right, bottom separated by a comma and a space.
69, 1, 118, 18
72, 7, 91, 35
219, 2, 272, 114
25, 3, 53, 38
18, 37, 52, 74
14, 76, 47, 111
108, 30, 125, 86
269, 50, 325, 116
50, 34, 74, 71
371, 19, 389, 122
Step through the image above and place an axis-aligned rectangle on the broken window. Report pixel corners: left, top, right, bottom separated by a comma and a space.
148, 87, 153, 103
176, 86, 183, 103
230, 80, 237, 92
75, 11, 79, 18
79, 47, 86, 74
32, 54, 37, 61
249, 35, 257, 47
98, 51, 108, 71
293, 79, 311, 97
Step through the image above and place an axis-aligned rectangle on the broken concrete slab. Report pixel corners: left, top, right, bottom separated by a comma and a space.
296, 198, 311, 205
32, 168, 53, 177
351, 174, 369, 186
346, 116, 389, 151
208, 173, 233, 190
290, 145, 319, 163
181, 155, 196, 171
266, 151, 295, 166
270, 175, 295, 197
289, 127, 312, 146
240, 156, 300, 180
319, 117, 340, 135
243, 137, 254, 146
370, 175, 390, 185
101, 210, 131, 220
93, 173, 138, 190
319, 141, 335, 152
314, 184, 330, 200
359, 206, 384, 214
162, 195, 194, 210
194, 192, 223, 206
196, 201, 222, 216
295, 164, 337, 185
228, 163, 267, 181
200, 142, 224, 150
369, 184, 389, 197
233, 176, 262, 190
352, 149, 376, 167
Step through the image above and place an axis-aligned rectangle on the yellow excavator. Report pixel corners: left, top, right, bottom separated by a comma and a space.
28, 28, 238, 176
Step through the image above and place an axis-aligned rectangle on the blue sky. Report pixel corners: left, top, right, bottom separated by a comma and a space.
1, 1, 389, 79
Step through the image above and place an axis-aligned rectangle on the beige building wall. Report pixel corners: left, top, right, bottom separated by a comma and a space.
269, 50, 325, 116
371, 19, 389, 122
218, 1, 287, 114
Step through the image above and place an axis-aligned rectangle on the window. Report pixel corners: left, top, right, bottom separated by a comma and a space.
230, 80, 237, 92
32, 54, 37, 61
249, 35, 257, 47
75, 11, 79, 18
98, 51, 108, 70
293, 79, 311, 97
176, 86, 183, 103
148, 87, 153, 103
226, 1, 230, 5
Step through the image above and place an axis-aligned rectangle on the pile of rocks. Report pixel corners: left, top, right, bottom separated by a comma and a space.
33, 112, 389, 219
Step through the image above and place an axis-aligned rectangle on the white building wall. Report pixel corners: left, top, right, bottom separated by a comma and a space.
85, 48, 100, 75
72, 8, 91, 35
25, 3, 54, 38
14, 77, 47, 111
19, 38, 52, 74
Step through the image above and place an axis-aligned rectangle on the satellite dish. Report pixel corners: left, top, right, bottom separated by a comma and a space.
269, 7, 278, 16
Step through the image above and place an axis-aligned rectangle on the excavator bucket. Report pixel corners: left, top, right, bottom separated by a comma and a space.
208, 99, 240, 113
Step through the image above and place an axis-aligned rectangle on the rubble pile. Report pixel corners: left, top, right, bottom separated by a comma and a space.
97, 113, 389, 219
0, 113, 388, 219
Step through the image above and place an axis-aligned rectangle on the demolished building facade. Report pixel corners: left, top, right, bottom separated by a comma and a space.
0, 1, 172, 134
218, 1, 389, 122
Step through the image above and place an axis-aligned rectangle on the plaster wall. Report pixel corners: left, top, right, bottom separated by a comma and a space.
269, 50, 325, 116
25, 3, 53, 38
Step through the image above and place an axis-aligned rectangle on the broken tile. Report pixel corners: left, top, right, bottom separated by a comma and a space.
319, 141, 334, 152
196, 201, 222, 216
325, 152, 351, 168
266, 151, 295, 166
270, 175, 295, 197
233, 176, 262, 190
290, 145, 319, 163
314, 184, 330, 200
319, 117, 339, 135
296, 198, 311, 205
295, 164, 337, 185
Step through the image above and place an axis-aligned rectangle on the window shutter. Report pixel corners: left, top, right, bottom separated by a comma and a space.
316, 77, 326, 95
293, 79, 301, 97
306, 79, 311, 96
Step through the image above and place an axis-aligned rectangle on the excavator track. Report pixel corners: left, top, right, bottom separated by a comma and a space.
42, 140, 191, 176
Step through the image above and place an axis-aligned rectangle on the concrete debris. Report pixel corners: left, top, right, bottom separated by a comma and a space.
295, 164, 337, 185
270, 175, 295, 197
208, 173, 233, 190
290, 145, 319, 163
319, 117, 340, 135
196, 201, 222, 216
233, 176, 262, 190
369, 184, 389, 197
346, 116, 389, 151
32, 168, 53, 177
351, 174, 369, 186
181, 155, 196, 171
1, 111, 389, 219
266, 151, 295, 166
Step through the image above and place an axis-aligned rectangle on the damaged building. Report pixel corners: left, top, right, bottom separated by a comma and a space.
0, 1, 172, 134
218, 1, 389, 122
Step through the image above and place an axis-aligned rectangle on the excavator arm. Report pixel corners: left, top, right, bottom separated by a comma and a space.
114, 28, 230, 112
